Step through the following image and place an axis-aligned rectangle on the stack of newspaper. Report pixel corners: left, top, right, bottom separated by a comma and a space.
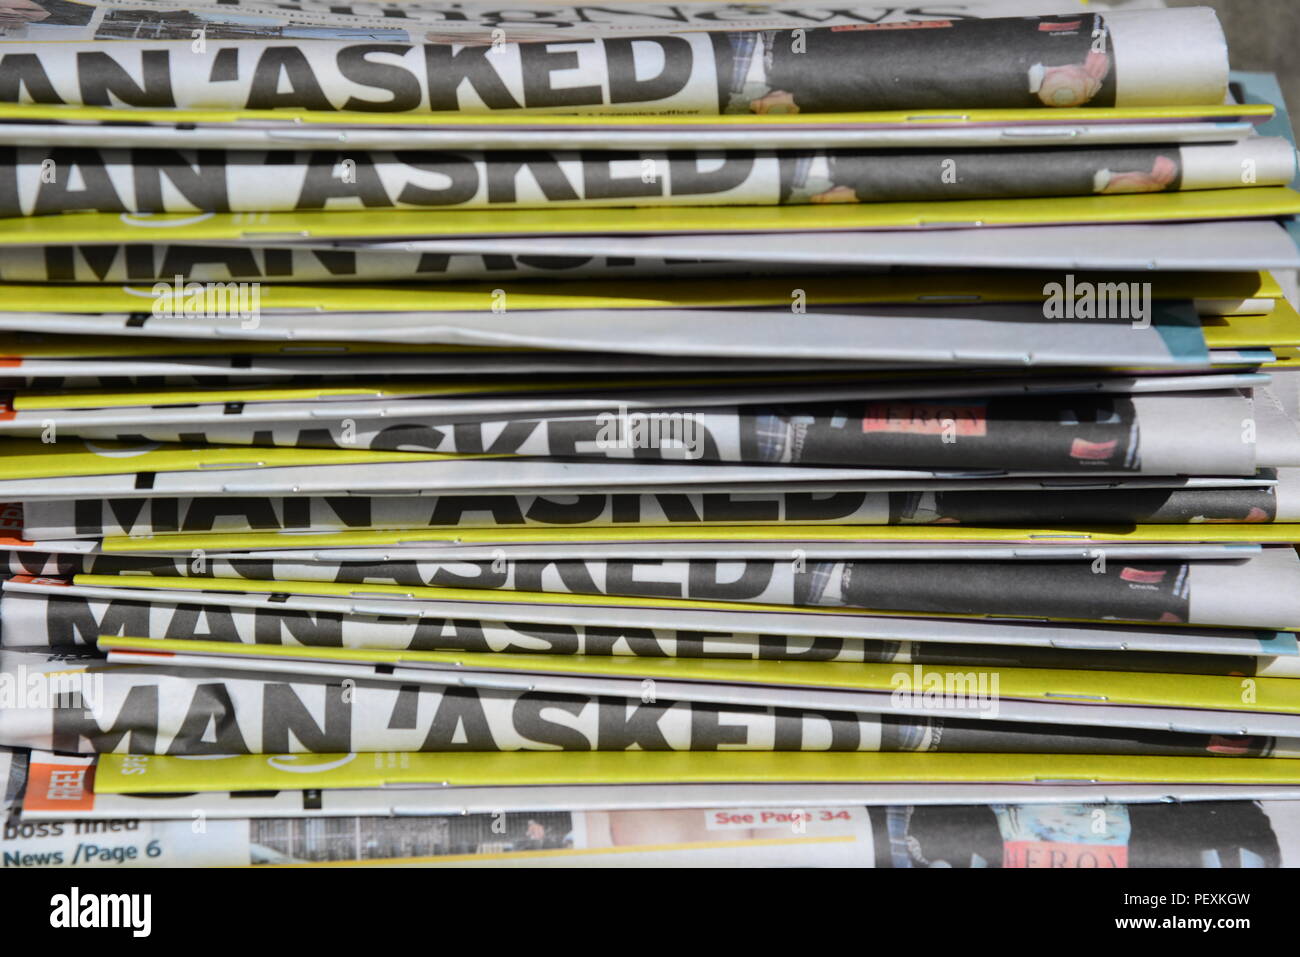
2, 0, 1300, 868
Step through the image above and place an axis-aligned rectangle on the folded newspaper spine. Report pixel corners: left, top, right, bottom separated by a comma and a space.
3, 141, 1291, 216
2, 748, 1299, 868
0, 10, 1228, 115
3, 582, 1294, 678
0, 0, 1132, 45
0, 246, 829, 283
0, 652, 1291, 757
3, 394, 1268, 474
20, 481, 1297, 538
15, 548, 1299, 629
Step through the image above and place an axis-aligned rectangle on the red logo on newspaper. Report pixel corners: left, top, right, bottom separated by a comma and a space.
862, 403, 987, 436
1207, 735, 1258, 755
1119, 567, 1167, 584
1039, 20, 1083, 31
1003, 841, 1127, 868
0, 502, 20, 533
1069, 438, 1118, 461
22, 763, 96, 813
6, 575, 70, 586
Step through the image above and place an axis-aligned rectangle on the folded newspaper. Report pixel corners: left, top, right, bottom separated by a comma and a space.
13, 477, 1299, 536
2, 649, 1296, 755
7, 746, 1300, 867
14, 392, 1282, 475
6, 575, 1298, 678
3, 141, 1292, 216
8, 573, 1297, 661
13, 548, 1300, 628
0, 8, 1229, 114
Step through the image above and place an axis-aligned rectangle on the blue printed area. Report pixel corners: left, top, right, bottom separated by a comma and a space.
1231, 71, 1300, 253
994, 805, 1132, 847
1222, 348, 1278, 363
1254, 631, 1300, 656
1151, 300, 1210, 362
